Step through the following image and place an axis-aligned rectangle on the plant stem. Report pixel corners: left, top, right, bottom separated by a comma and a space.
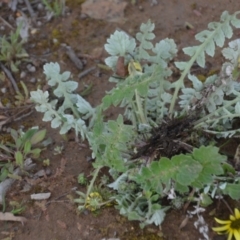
221, 198, 234, 215
135, 89, 147, 124
85, 167, 102, 205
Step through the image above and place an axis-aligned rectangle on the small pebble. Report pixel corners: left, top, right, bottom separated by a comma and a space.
0, 26, 5, 31
37, 21, 42, 27
20, 71, 26, 78
29, 43, 36, 48
80, 13, 88, 19
45, 168, 52, 176
27, 64, 36, 72
37, 3, 43, 10
53, 38, 58, 44
31, 28, 38, 35
1, 87, 6, 93
30, 77, 37, 83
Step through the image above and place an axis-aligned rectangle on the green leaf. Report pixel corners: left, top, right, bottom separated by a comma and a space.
196, 50, 205, 67
175, 182, 189, 193
192, 146, 226, 173
0, 143, 13, 154
16, 138, 23, 150
183, 46, 197, 57
174, 61, 188, 70
104, 30, 136, 56
30, 129, 46, 145
230, 11, 240, 28
128, 211, 143, 221
222, 162, 236, 175
224, 183, 240, 200
23, 140, 32, 154
29, 148, 42, 158
172, 154, 202, 186
213, 28, 225, 47
195, 30, 212, 42
205, 39, 215, 57
222, 21, 233, 38
10, 129, 19, 142
147, 209, 166, 226
191, 146, 225, 186
15, 151, 23, 167
200, 193, 213, 207
152, 38, 177, 61
136, 20, 155, 59
156, 158, 175, 183
22, 129, 38, 144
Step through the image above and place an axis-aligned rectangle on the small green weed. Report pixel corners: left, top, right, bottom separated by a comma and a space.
77, 173, 88, 185
0, 128, 46, 168
14, 81, 30, 106
53, 145, 64, 155
9, 201, 25, 215
0, 26, 28, 72
42, 0, 65, 17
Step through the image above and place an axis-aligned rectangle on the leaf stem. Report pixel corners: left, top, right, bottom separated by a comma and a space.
169, 23, 222, 116
194, 97, 240, 128
85, 166, 102, 206
135, 89, 148, 125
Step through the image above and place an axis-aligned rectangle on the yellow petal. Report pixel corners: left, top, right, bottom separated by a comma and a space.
234, 229, 240, 240
230, 214, 236, 221
215, 217, 231, 224
234, 208, 240, 219
212, 225, 230, 232
228, 231, 233, 240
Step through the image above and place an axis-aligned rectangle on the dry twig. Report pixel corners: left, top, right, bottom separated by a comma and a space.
0, 63, 19, 92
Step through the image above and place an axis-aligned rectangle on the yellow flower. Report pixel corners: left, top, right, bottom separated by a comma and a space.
85, 192, 102, 212
212, 208, 240, 240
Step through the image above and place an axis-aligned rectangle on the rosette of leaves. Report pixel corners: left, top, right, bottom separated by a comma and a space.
0, 128, 46, 168
0, 26, 28, 72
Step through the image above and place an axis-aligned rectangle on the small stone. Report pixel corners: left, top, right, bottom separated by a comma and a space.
1, 87, 6, 93
29, 43, 36, 48
80, 13, 88, 19
27, 64, 36, 72
20, 71, 26, 78
30, 77, 36, 83
53, 38, 58, 44
31, 28, 38, 35
34, 169, 46, 177
45, 168, 52, 176
37, 3, 43, 10
0, 26, 5, 31
31, 192, 51, 200
37, 21, 42, 27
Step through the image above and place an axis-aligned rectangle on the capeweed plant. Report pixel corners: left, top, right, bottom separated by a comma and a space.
31, 11, 240, 228
0, 25, 28, 72
0, 128, 46, 168
42, 0, 66, 17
